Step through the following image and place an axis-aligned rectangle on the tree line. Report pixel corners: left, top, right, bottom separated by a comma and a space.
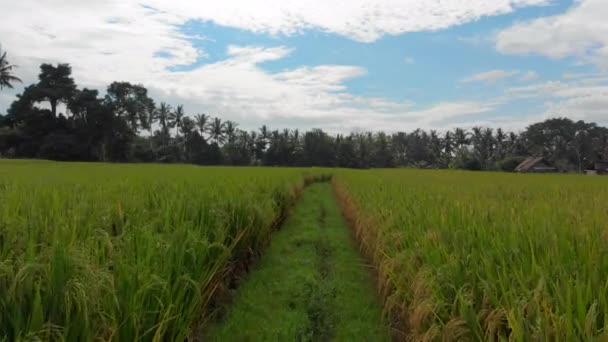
1, 50, 607, 171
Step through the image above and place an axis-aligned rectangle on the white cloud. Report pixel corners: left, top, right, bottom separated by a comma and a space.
496, 0, 608, 68
462, 69, 520, 84
147, 0, 549, 43
0, 0, 553, 132
506, 76, 608, 125
314, 100, 502, 133
562, 72, 592, 80
226, 45, 293, 65
404, 57, 415, 64
545, 93, 608, 124
520, 71, 539, 82
0, 0, 199, 88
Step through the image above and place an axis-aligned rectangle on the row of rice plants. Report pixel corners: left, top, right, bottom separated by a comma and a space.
0, 160, 317, 340
333, 169, 608, 341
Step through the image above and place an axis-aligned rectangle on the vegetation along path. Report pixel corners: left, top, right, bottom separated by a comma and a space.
208, 182, 390, 341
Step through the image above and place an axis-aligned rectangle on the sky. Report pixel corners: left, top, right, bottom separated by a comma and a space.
1, 0, 607, 133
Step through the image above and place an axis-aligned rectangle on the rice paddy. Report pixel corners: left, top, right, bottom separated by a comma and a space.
0, 160, 319, 340
334, 169, 608, 340
2, 160, 608, 341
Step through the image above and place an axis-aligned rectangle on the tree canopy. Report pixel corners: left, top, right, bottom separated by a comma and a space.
1, 61, 607, 171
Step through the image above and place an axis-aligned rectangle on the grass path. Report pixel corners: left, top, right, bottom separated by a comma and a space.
207, 183, 390, 341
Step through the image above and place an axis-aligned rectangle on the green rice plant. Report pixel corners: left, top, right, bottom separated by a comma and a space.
333, 169, 608, 341
0, 160, 320, 340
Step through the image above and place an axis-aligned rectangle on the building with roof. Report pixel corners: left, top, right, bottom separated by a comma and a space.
515, 157, 558, 173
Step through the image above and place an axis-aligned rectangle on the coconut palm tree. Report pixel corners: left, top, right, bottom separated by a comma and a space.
168, 105, 185, 138
156, 102, 171, 130
224, 120, 238, 144
208, 117, 226, 145
145, 104, 158, 136
453, 128, 469, 149
0, 47, 21, 90
194, 113, 209, 138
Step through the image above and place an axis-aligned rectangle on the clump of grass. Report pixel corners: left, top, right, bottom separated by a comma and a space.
0, 160, 320, 340
333, 169, 608, 340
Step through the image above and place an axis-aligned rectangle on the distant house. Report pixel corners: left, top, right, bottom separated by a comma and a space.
596, 161, 608, 175
515, 157, 558, 173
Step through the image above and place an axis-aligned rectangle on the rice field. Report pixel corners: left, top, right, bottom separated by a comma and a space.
333, 169, 608, 340
2, 161, 608, 341
0, 160, 320, 340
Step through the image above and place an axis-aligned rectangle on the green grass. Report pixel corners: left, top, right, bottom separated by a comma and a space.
334, 169, 608, 340
208, 183, 390, 341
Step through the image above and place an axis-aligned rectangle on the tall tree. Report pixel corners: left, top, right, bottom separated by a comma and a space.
156, 102, 171, 132
429, 130, 442, 166
145, 105, 158, 138
442, 131, 454, 166
209, 117, 226, 145
105, 81, 154, 133
194, 113, 209, 138
494, 128, 507, 161
0, 46, 21, 90
224, 120, 238, 144
373, 132, 394, 168
68, 88, 102, 122
168, 105, 185, 138
36, 64, 76, 117
453, 128, 469, 149
180, 116, 195, 137
572, 128, 590, 173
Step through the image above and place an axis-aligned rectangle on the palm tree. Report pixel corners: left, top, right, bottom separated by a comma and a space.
494, 128, 507, 161
442, 131, 454, 164
208, 117, 226, 145
168, 105, 185, 138
180, 117, 195, 137
0, 46, 21, 90
257, 125, 270, 152
573, 128, 589, 173
155, 102, 172, 143
194, 113, 210, 138
146, 105, 158, 137
224, 120, 238, 144
429, 130, 442, 165
453, 128, 469, 149
507, 132, 519, 155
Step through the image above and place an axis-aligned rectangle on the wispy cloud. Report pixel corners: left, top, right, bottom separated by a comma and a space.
520, 71, 539, 82
462, 69, 520, 84
146, 0, 550, 42
496, 0, 608, 68
506, 75, 608, 125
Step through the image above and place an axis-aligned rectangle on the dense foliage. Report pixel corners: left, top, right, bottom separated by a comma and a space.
1, 59, 608, 171
334, 170, 608, 340
0, 160, 322, 340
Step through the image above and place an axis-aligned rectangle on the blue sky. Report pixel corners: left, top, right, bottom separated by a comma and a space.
178, 1, 571, 101
1, 0, 607, 132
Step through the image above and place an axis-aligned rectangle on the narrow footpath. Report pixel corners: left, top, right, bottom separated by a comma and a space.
207, 183, 390, 341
